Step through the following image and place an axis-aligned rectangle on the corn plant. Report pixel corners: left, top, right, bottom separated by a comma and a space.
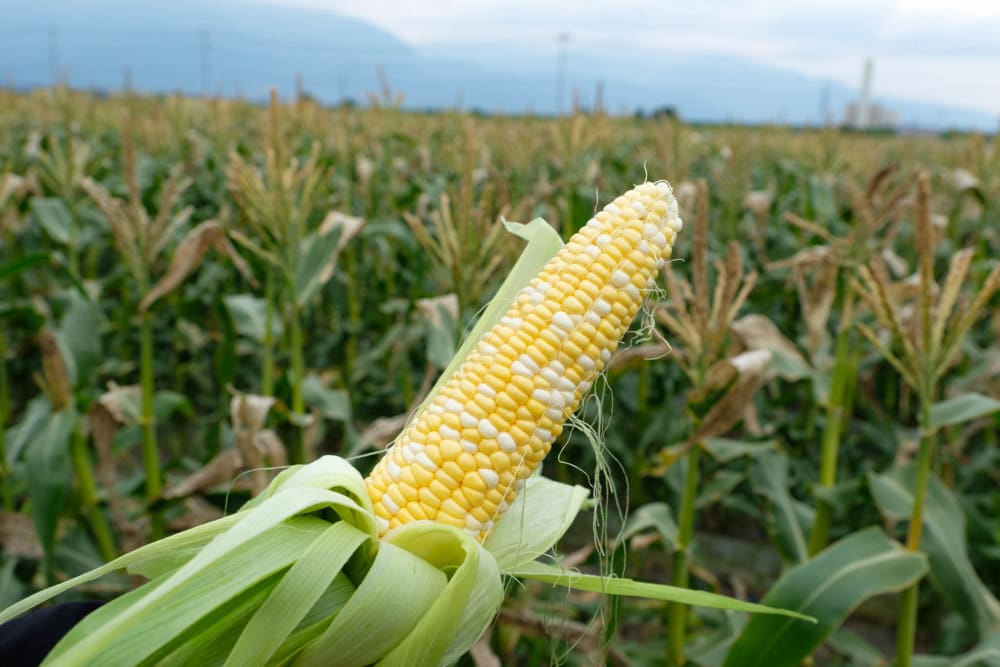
852, 172, 1000, 666
654, 179, 765, 665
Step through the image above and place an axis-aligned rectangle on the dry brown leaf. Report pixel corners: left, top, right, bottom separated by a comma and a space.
469, 636, 501, 667
731, 314, 809, 370
0, 510, 45, 559
98, 383, 143, 425
693, 350, 771, 442
416, 294, 459, 333
89, 403, 141, 549
140, 221, 226, 312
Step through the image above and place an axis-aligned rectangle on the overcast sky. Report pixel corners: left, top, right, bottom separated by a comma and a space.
262, 0, 1000, 117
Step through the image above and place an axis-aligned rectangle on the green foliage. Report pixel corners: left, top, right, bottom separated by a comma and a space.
0, 88, 998, 664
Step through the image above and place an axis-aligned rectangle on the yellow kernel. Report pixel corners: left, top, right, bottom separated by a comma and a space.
450, 490, 473, 510
463, 471, 488, 493
419, 487, 443, 509
435, 469, 460, 490
440, 498, 466, 518
406, 502, 429, 520
436, 511, 464, 528
474, 452, 493, 469
490, 451, 513, 472
470, 506, 492, 524
440, 439, 463, 460
470, 395, 490, 414
442, 461, 466, 481
496, 392, 518, 412
396, 507, 416, 524
457, 453, 477, 471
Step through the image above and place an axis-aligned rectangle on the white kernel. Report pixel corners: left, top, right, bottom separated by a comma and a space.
530, 292, 544, 304
584, 245, 600, 259
460, 412, 478, 427
477, 383, 496, 398
444, 398, 463, 413
428, 404, 444, 414
596, 234, 612, 247
463, 527, 480, 537
518, 353, 540, 374
600, 349, 612, 363
511, 360, 533, 377
465, 515, 485, 531
593, 298, 611, 315
402, 446, 415, 463
611, 270, 630, 287
383, 494, 400, 514
479, 469, 500, 488
532, 388, 552, 405
540, 368, 560, 385
548, 324, 568, 341
546, 406, 564, 421
632, 200, 646, 213
535, 428, 553, 442
480, 343, 498, 356
625, 284, 641, 300
503, 317, 522, 329
537, 282, 551, 292
416, 452, 438, 471
514, 478, 527, 491
560, 389, 576, 406
552, 312, 574, 332
440, 425, 460, 440
638, 240, 651, 255
497, 432, 517, 452
584, 311, 601, 326
605, 204, 621, 215
478, 419, 498, 438
461, 439, 478, 453
375, 516, 390, 534
643, 223, 659, 239
652, 231, 667, 248
548, 360, 565, 375
498, 500, 510, 513
578, 354, 596, 371
388, 459, 402, 480
557, 376, 576, 392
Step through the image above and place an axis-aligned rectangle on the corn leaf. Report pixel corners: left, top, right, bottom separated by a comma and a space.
26, 408, 75, 565
510, 560, 815, 621
869, 467, 1000, 636
928, 393, 1000, 428
721, 527, 927, 667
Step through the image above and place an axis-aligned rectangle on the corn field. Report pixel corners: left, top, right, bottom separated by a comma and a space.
1, 86, 999, 666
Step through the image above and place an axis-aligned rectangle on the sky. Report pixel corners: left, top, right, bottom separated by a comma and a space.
262, 0, 1000, 117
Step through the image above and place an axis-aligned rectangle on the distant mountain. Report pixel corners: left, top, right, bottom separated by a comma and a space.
1, 0, 994, 131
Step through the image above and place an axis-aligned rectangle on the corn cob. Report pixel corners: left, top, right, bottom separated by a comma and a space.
366, 181, 682, 538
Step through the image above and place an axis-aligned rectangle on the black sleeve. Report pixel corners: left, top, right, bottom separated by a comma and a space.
0, 600, 105, 667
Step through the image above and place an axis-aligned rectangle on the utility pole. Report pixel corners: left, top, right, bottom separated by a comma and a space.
555, 32, 569, 115
200, 29, 211, 96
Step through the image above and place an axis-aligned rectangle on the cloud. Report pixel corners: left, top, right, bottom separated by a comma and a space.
264, 0, 1000, 113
